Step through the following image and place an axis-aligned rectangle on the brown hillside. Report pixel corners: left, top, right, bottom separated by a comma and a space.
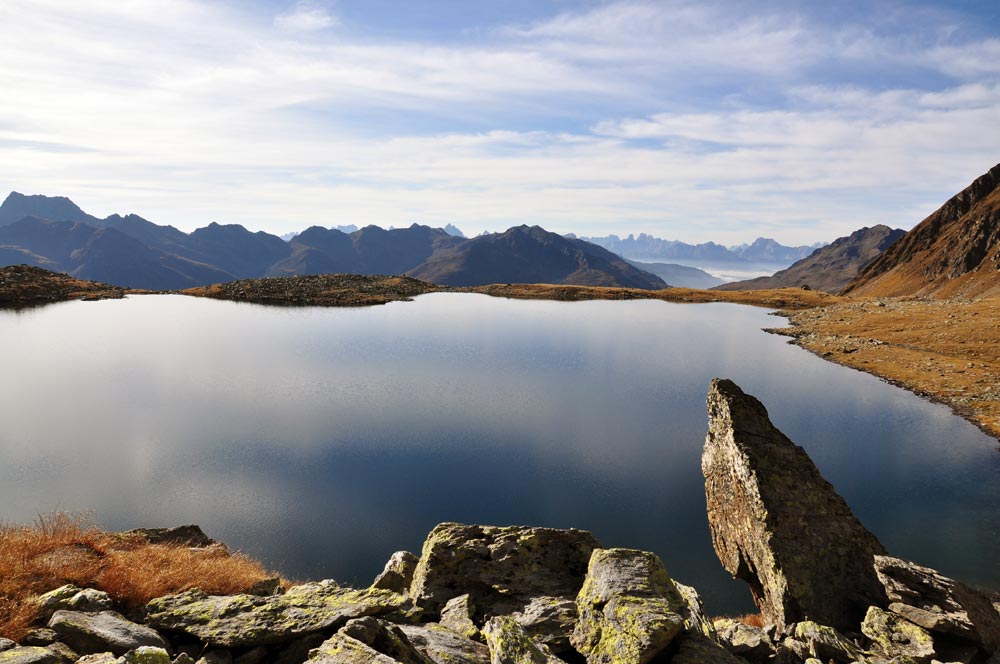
844, 163, 1000, 298
713, 225, 904, 294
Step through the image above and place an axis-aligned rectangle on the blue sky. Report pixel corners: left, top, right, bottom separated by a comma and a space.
1, 1, 998, 243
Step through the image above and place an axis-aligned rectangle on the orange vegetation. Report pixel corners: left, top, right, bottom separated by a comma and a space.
0, 513, 283, 641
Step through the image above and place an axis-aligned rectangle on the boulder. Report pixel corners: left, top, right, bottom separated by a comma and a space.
74, 655, 118, 664
875, 555, 1000, 653
0, 639, 15, 653
409, 523, 599, 617
145, 583, 411, 647
509, 597, 577, 651
713, 619, 774, 662
440, 595, 480, 641
790, 621, 865, 663
48, 610, 168, 656
570, 548, 686, 664
22, 630, 58, 647
0, 647, 63, 664
121, 647, 172, 664
481, 617, 562, 664
123, 526, 216, 548
372, 552, 419, 595
861, 606, 935, 663
701, 378, 888, 631
675, 583, 716, 641
671, 633, 751, 664
397, 625, 490, 664
339, 617, 434, 664
36, 586, 113, 619
307, 633, 399, 664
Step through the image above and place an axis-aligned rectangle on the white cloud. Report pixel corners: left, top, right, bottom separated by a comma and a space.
274, 2, 339, 32
0, 0, 997, 244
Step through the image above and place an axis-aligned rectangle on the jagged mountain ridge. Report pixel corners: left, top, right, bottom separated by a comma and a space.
844, 163, 1000, 298
714, 225, 906, 294
0, 193, 664, 290
579, 232, 822, 265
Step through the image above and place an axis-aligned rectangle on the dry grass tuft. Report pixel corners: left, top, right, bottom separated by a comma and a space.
733, 613, 766, 628
0, 513, 283, 641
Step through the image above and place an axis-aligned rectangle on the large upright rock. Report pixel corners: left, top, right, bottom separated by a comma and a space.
701, 379, 888, 631
408, 523, 600, 618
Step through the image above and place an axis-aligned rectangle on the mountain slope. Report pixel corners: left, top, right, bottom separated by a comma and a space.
844, 163, 1000, 298
0, 192, 100, 226
625, 260, 723, 289
409, 225, 667, 289
714, 225, 905, 293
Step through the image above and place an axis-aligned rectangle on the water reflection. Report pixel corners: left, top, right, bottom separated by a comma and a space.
1, 294, 997, 613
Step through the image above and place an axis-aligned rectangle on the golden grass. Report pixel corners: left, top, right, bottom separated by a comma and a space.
0, 513, 283, 641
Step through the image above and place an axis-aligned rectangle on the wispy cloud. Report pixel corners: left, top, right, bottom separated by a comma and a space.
0, 0, 996, 243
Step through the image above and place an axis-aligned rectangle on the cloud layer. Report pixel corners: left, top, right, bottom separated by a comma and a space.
0, 0, 997, 243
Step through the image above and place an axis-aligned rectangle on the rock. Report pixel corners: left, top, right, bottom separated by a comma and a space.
713, 619, 774, 662
122, 647, 172, 664
701, 378, 888, 631
671, 633, 751, 664
271, 634, 328, 664
0, 640, 14, 653
862, 606, 936, 662
570, 548, 686, 664
791, 621, 865, 663
372, 553, 419, 595
233, 647, 269, 664
74, 655, 118, 664
875, 555, 1000, 652
307, 633, 398, 664
124, 526, 216, 548
440, 596, 480, 641
37, 643, 74, 664
145, 583, 411, 647
481, 617, 561, 664
245, 578, 283, 597
340, 617, 434, 664
37, 585, 114, 619
23, 630, 59, 646
172, 656, 197, 664
48, 611, 168, 656
675, 583, 715, 641
0, 647, 62, 664
409, 523, 599, 617
509, 597, 577, 651
398, 625, 490, 664
195, 651, 232, 664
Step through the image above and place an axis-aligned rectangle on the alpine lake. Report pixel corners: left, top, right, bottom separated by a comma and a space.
2, 293, 997, 614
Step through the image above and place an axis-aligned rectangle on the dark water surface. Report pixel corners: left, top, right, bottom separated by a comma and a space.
1, 294, 997, 613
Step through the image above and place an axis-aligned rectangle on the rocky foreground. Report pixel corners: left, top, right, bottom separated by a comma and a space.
2, 380, 997, 664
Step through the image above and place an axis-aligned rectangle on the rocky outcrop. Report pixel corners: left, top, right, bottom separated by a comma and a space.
701, 378, 888, 631
144, 584, 411, 647
371, 553, 419, 595
408, 523, 600, 619
570, 549, 686, 664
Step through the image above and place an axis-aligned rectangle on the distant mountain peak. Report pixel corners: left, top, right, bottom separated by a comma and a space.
0, 191, 98, 226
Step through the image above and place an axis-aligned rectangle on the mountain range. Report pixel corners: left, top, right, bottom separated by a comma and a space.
844, 162, 1000, 298
575, 233, 824, 265
713, 225, 906, 293
0, 193, 665, 290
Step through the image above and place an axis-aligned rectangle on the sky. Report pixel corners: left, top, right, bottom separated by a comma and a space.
1, 1, 999, 244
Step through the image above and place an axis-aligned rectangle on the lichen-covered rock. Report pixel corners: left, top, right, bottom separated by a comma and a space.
124, 526, 216, 548
570, 548, 686, 664
0, 647, 62, 664
307, 633, 398, 664
875, 555, 1000, 653
791, 621, 865, 663
398, 625, 490, 664
22, 629, 59, 647
409, 523, 599, 617
862, 606, 935, 662
509, 597, 577, 651
675, 583, 716, 642
122, 647, 172, 664
339, 617, 434, 664
372, 553, 419, 595
145, 583, 411, 647
37, 643, 73, 664
702, 378, 888, 631
74, 654, 118, 664
440, 595, 480, 642
48, 610, 168, 656
671, 633, 751, 664
37, 586, 112, 619
713, 619, 774, 663
481, 617, 562, 664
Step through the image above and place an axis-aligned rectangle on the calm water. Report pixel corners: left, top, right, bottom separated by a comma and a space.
1, 294, 997, 613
